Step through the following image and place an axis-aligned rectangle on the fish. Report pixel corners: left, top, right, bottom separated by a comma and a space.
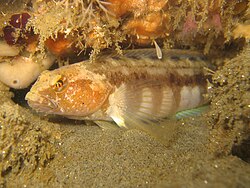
25, 49, 212, 137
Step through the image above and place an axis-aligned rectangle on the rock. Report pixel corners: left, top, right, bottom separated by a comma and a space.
0, 54, 55, 89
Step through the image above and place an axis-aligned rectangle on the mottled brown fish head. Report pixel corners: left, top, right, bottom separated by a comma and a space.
25, 64, 112, 117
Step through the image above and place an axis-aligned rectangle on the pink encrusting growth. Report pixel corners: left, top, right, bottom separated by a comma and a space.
211, 13, 222, 32
181, 11, 223, 36
183, 12, 197, 34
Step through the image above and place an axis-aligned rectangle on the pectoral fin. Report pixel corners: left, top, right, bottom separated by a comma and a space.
106, 81, 178, 144
106, 80, 209, 144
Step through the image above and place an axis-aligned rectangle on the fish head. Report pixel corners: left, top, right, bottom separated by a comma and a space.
25, 64, 112, 117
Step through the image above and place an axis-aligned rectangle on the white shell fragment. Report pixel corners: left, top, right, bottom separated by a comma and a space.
0, 54, 56, 89
153, 40, 162, 59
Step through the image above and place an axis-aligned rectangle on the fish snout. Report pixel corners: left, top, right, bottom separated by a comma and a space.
25, 92, 58, 112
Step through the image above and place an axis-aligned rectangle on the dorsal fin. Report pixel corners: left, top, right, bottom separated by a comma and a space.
96, 48, 207, 63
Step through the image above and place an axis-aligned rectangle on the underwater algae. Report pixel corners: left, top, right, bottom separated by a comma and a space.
207, 44, 250, 158
0, 82, 61, 186
0, 0, 249, 187
0, 0, 248, 59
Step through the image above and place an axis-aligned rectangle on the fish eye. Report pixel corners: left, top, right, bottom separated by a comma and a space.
53, 76, 68, 92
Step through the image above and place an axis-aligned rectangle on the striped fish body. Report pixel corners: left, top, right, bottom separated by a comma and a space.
26, 49, 211, 130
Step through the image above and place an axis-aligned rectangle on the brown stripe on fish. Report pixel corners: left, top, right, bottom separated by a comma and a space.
152, 86, 176, 117
135, 87, 154, 117
150, 86, 165, 116
103, 70, 207, 89
170, 85, 182, 115
84, 49, 211, 89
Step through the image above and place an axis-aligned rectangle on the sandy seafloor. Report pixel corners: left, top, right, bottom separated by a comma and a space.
0, 77, 249, 188
16, 121, 250, 187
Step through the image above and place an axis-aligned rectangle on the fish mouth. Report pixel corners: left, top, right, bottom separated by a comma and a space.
25, 92, 58, 113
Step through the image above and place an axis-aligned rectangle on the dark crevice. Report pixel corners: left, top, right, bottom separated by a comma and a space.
10, 87, 31, 107
232, 136, 250, 163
